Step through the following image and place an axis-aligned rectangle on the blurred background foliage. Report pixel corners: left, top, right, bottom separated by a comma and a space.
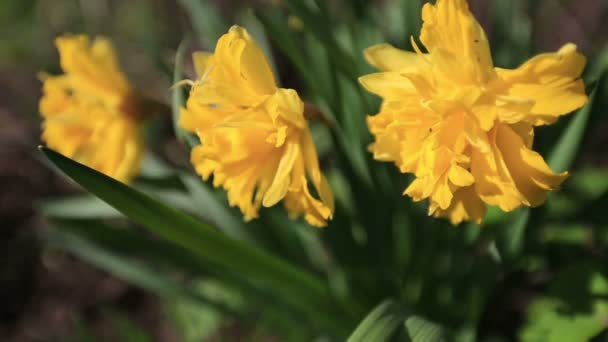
1, 0, 608, 341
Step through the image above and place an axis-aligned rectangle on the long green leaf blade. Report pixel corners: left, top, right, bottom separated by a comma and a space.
348, 300, 408, 342
177, 0, 227, 49
46, 230, 239, 317
39, 146, 355, 337
405, 316, 446, 342
171, 37, 198, 148
548, 86, 599, 172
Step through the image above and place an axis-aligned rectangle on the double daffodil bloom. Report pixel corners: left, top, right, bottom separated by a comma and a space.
360, 0, 587, 224
180, 26, 334, 227
39, 35, 144, 183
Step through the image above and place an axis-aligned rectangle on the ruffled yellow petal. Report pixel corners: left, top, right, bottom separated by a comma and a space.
431, 186, 486, 224
469, 123, 568, 212
367, 115, 403, 163
284, 175, 333, 228
179, 92, 232, 133
420, 0, 494, 83
471, 130, 528, 211
495, 124, 568, 206
300, 129, 335, 216
263, 141, 300, 207
448, 164, 474, 187
190, 108, 281, 220
264, 88, 306, 129
358, 72, 418, 100
364, 43, 426, 72
316, 173, 335, 215
495, 43, 587, 125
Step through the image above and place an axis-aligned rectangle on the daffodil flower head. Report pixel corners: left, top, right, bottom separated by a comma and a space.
180, 26, 334, 227
360, 0, 587, 225
39, 35, 145, 183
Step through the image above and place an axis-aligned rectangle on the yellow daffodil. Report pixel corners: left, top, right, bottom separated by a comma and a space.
180, 26, 334, 227
39, 35, 145, 183
360, 0, 587, 224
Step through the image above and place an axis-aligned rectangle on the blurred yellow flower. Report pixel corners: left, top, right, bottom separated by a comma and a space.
180, 26, 334, 227
360, 0, 587, 224
39, 35, 144, 183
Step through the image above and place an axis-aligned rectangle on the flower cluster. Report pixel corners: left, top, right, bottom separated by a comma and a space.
39, 35, 144, 183
360, 0, 587, 224
179, 26, 334, 227
39, 0, 588, 227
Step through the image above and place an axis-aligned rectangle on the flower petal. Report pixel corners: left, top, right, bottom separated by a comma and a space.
265, 88, 306, 128
219, 26, 276, 94
364, 43, 426, 72
448, 164, 474, 187
471, 136, 525, 212
420, 0, 494, 83
263, 141, 300, 207
199, 25, 277, 108
495, 43, 587, 125
317, 174, 335, 214
358, 72, 417, 100
192, 51, 213, 78
283, 176, 333, 228
431, 186, 486, 224
495, 124, 568, 206
433, 176, 454, 210
403, 177, 429, 201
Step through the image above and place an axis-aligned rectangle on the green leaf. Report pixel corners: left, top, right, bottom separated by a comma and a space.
255, 9, 317, 91
587, 47, 608, 80
484, 206, 508, 226
348, 300, 408, 342
180, 174, 256, 244
568, 168, 608, 199
541, 223, 591, 245
548, 71, 604, 172
177, 0, 228, 49
50, 217, 320, 339
42, 194, 121, 219
521, 298, 605, 342
46, 230, 239, 317
520, 266, 608, 342
405, 316, 446, 342
401, 0, 422, 44
491, 0, 534, 68
39, 146, 355, 337
348, 300, 447, 342
50, 218, 210, 276
171, 37, 198, 148
114, 314, 154, 342
167, 280, 244, 342
138, 153, 175, 178
42, 187, 210, 220
280, 0, 358, 78
498, 208, 530, 260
